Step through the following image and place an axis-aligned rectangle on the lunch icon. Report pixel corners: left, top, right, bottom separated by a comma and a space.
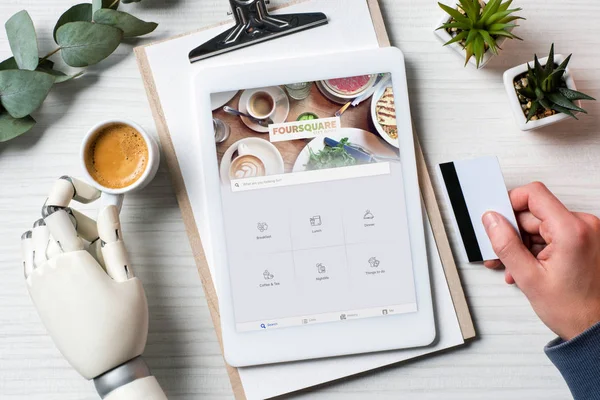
368, 257, 380, 268
257, 222, 269, 232
263, 270, 275, 280
309, 215, 322, 227
363, 210, 375, 220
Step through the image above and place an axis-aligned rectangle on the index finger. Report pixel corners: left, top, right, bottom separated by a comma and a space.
45, 176, 101, 213
509, 182, 572, 222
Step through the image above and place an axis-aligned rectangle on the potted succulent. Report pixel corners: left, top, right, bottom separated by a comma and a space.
503, 44, 596, 131
434, 0, 524, 68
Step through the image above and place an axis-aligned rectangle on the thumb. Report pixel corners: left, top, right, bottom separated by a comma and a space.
482, 212, 541, 290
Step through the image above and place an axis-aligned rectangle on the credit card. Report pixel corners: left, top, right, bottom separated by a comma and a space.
438, 156, 520, 262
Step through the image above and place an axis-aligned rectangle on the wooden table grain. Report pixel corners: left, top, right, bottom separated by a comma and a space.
0, 1, 598, 399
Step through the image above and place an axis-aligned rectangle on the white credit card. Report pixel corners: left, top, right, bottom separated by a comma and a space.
437, 156, 520, 262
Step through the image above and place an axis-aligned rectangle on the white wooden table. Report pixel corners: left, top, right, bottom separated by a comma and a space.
1, 1, 598, 399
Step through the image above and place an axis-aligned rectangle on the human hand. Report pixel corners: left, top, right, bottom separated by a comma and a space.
482, 182, 600, 341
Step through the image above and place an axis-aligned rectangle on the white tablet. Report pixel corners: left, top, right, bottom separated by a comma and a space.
192, 47, 435, 367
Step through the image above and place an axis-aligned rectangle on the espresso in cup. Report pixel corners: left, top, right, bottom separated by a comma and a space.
84, 123, 149, 189
248, 91, 276, 119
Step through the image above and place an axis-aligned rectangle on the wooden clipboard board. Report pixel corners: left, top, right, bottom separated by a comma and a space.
134, 1, 476, 398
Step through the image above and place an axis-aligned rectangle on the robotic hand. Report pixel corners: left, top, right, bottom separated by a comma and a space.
20, 176, 167, 400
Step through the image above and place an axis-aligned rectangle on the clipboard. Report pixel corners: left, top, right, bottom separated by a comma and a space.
134, 1, 476, 398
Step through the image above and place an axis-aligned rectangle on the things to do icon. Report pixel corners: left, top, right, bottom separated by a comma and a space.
368, 257, 380, 268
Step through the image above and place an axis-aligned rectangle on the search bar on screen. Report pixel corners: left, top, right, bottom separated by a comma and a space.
231, 162, 391, 192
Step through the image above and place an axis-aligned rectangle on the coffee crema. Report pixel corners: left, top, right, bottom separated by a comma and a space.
230, 155, 266, 179
85, 123, 149, 189
249, 92, 275, 117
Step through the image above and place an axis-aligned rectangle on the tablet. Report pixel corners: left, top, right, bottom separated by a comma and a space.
193, 47, 435, 367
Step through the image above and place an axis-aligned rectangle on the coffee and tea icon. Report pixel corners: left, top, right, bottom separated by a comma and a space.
263, 270, 275, 280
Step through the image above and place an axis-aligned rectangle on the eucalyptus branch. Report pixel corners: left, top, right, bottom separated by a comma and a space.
0, 2, 158, 143
41, 47, 62, 62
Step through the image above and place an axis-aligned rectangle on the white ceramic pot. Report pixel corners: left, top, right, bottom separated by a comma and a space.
503, 55, 579, 131
433, 11, 512, 69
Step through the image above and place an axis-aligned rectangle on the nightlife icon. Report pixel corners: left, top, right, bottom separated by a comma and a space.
363, 210, 375, 220
340, 314, 347, 320
368, 257, 380, 268
316, 263, 326, 274
309, 215, 322, 227
263, 270, 274, 280
257, 222, 269, 232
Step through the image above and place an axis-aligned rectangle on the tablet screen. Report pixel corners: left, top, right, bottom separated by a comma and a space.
211, 73, 418, 332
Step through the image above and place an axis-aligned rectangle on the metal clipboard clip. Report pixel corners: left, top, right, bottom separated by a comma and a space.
189, 0, 328, 63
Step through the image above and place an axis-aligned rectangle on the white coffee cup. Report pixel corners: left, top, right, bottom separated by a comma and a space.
229, 143, 266, 180
246, 90, 277, 120
80, 119, 160, 211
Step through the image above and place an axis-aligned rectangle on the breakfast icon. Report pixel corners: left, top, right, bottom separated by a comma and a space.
316, 263, 326, 274
263, 270, 275, 280
368, 257, 380, 268
257, 222, 269, 232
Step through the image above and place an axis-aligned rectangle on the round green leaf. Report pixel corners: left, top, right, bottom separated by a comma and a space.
5, 10, 39, 71
0, 57, 19, 71
0, 70, 55, 119
53, 4, 93, 43
0, 109, 36, 142
93, 9, 158, 38
57, 21, 123, 68
92, 0, 103, 16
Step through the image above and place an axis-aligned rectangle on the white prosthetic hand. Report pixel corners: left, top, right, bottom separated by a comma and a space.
21, 176, 167, 400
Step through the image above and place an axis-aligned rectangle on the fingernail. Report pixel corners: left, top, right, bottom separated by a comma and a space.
482, 212, 499, 230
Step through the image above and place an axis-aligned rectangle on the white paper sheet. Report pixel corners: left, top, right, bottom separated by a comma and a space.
143, 1, 465, 398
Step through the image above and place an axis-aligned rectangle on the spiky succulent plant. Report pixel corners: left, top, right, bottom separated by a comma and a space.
518, 44, 596, 121
437, 0, 524, 68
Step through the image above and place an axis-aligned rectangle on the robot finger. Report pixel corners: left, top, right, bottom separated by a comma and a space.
98, 205, 132, 282
69, 209, 99, 243
46, 238, 62, 260
44, 176, 101, 213
88, 238, 107, 271
21, 231, 34, 278
32, 219, 50, 268
43, 206, 84, 253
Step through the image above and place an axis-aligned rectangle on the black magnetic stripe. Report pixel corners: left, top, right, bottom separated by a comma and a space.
439, 162, 483, 262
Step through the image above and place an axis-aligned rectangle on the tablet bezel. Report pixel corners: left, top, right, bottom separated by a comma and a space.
193, 47, 435, 367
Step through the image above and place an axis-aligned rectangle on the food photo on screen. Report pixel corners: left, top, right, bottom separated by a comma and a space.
209, 73, 400, 187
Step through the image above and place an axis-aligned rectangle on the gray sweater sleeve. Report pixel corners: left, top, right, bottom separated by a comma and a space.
545, 322, 600, 400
